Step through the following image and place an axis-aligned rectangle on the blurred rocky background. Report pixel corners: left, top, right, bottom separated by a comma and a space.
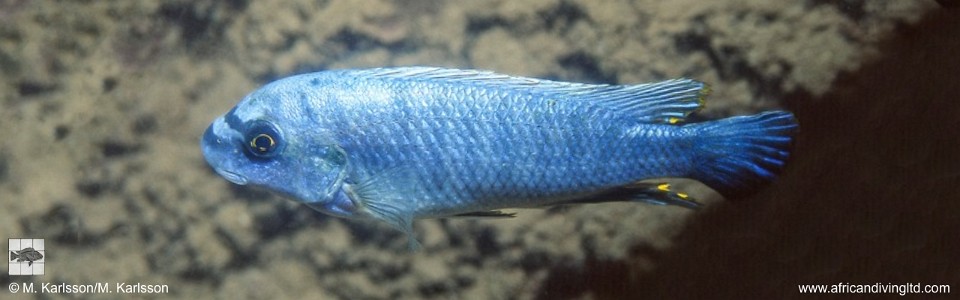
0, 0, 948, 299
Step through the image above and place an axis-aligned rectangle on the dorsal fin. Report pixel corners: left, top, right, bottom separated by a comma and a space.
346, 67, 708, 124
576, 79, 708, 124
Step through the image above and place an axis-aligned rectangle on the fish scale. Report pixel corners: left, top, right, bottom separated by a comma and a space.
202, 67, 797, 245
350, 83, 647, 213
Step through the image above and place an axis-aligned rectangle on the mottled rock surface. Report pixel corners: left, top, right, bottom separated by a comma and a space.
0, 1, 942, 299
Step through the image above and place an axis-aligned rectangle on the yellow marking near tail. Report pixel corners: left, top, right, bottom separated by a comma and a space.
657, 183, 671, 192
698, 84, 711, 109
677, 192, 689, 199
668, 117, 681, 124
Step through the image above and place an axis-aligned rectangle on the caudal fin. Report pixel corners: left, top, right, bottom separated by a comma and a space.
688, 111, 798, 198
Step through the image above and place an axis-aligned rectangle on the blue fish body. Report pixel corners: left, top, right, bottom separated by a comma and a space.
201, 67, 797, 243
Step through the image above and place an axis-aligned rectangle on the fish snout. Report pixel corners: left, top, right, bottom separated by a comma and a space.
202, 124, 249, 185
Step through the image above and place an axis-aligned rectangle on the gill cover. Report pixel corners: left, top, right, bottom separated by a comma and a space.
309, 144, 349, 204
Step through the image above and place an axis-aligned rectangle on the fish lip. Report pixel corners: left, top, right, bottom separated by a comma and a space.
215, 168, 248, 185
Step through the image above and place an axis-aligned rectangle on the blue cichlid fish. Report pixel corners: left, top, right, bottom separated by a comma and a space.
201, 67, 797, 246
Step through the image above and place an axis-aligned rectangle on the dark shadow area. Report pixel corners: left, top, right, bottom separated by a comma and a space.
587, 10, 960, 299
629, 10, 960, 298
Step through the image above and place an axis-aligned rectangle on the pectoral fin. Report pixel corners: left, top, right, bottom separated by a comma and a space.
450, 210, 517, 218
345, 166, 422, 250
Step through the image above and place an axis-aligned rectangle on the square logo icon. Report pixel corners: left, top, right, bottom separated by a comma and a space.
9, 238, 44, 276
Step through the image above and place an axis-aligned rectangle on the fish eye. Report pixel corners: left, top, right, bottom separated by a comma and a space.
250, 133, 274, 153
244, 121, 283, 158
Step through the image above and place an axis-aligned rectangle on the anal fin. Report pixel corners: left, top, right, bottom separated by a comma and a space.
629, 182, 702, 209
560, 183, 701, 209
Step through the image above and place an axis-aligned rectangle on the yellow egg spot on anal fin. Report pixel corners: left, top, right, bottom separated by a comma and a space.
657, 183, 671, 192
628, 182, 701, 209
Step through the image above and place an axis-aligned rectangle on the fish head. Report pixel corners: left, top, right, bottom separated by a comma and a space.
201, 78, 347, 206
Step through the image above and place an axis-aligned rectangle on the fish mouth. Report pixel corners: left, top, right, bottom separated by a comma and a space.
202, 120, 249, 185
215, 168, 248, 185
